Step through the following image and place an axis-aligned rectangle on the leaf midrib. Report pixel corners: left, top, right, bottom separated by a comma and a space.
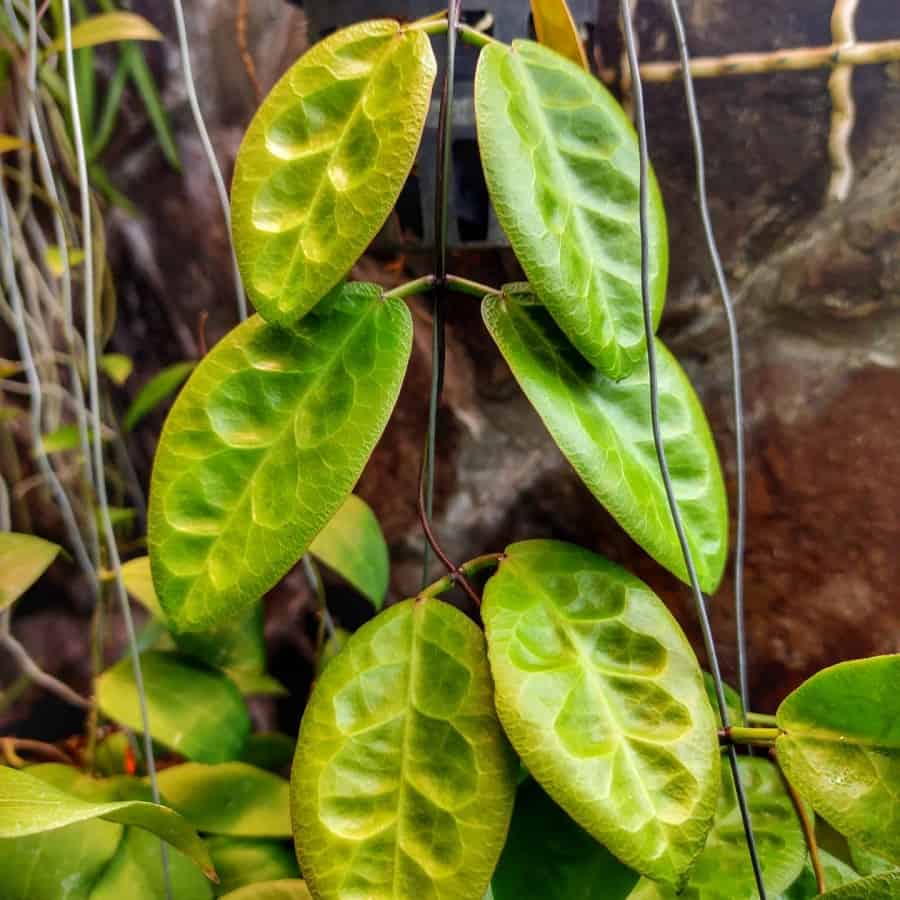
502, 557, 676, 852
391, 602, 420, 897
177, 298, 382, 615
277, 29, 414, 307
502, 46, 633, 358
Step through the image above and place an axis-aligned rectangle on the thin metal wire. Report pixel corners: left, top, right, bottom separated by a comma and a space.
170, 0, 247, 322
0, 193, 96, 587
420, 0, 461, 587
619, 4, 767, 896
665, 0, 750, 723
59, 2, 171, 895
26, 0, 101, 569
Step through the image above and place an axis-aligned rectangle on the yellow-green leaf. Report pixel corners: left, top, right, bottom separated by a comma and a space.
219, 881, 312, 900
123, 361, 195, 432
530, 0, 589, 70
0, 766, 215, 879
231, 20, 436, 324
0, 531, 61, 609
100, 352, 133, 385
47, 12, 163, 54
309, 494, 389, 608
776, 655, 900, 867
96, 650, 251, 763
44, 244, 85, 277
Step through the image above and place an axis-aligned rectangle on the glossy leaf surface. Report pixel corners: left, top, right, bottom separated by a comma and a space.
631, 758, 806, 900
90, 826, 215, 900
293, 598, 517, 900
776, 655, 900, 866
818, 873, 900, 898
220, 881, 312, 900
157, 763, 291, 837
148, 283, 412, 631
0, 765, 214, 878
0, 531, 60, 609
850, 843, 895, 877
492, 777, 639, 900
484, 297, 728, 593
210, 839, 301, 895
475, 41, 668, 377
124, 361, 195, 431
482, 540, 719, 885
96, 650, 251, 763
231, 21, 435, 323
121, 555, 269, 677
46, 11, 162, 53
309, 494, 389, 608
781, 849, 860, 899
530, 0, 589, 69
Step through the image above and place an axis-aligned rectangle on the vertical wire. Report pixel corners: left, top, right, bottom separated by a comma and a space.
59, 2, 171, 895
26, 0, 101, 568
0, 193, 96, 587
665, 0, 749, 722
421, 0, 460, 586
619, 4, 767, 896
170, 0, 247, 322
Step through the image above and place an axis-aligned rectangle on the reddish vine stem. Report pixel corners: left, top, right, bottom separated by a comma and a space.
772, 749, 827, 894
236, 0, 262, 103
416, 449, 482, 607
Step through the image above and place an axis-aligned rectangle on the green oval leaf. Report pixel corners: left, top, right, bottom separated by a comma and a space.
46, 11, 163, 53
309, 494, 389, 608
0, 531, 60, 609
475, 41, 668, 378
209, 839, 301, 896
219, 881, 312, 900
630, 757, 807, 900
0, 766, 215, 879
818, 872, 900, 898
782, 849, 861, 899
850, 843, 895, 878
483, 296, 728, 593
231, 21, 436, 324
157, 763, 291, 837
90, 826, 216, 900
96, 650, 251, 763
492, 777, 639, 900
148, 283, 412, 632
482, 540, 719, 886
292, 598, 517, 900
123, 361, 195, 432
776, 655, 900, 867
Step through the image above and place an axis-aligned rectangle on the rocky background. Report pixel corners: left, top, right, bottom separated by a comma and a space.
4, 0, 899, 739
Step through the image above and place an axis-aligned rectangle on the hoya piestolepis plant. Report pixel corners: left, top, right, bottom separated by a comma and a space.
136, 11, 900, 900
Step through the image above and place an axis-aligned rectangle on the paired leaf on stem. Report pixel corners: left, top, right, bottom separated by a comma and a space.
476, 41, 668, 378
482, 540, 720, 886
776, 654, 900, 867
231, 20, 436, 323
292, 598, 517, 900
148, 283, 412, 631
483, 297, 728, 593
